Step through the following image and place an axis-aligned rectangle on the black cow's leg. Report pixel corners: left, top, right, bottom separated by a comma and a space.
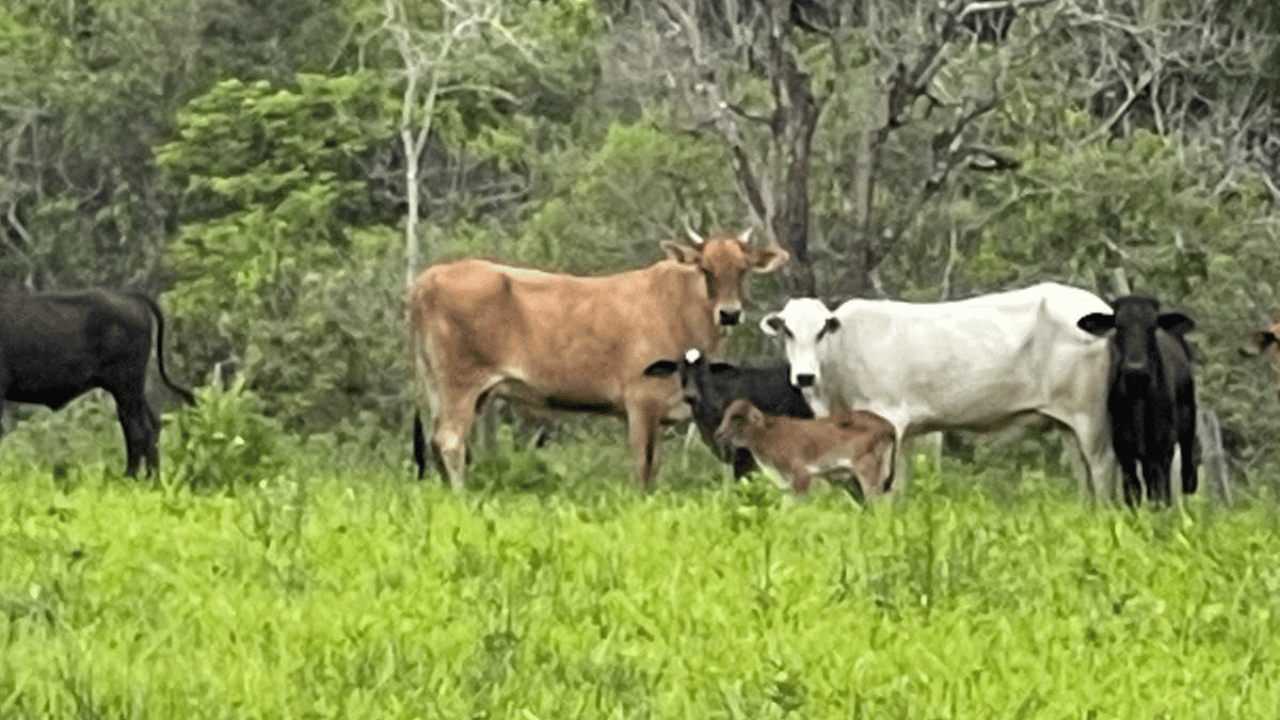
1117, 454, 1141, 507
113, 393, 151, 478
1179, 393, 1198, 496
1144, 455, 1172, 506
142, 402, 161, 476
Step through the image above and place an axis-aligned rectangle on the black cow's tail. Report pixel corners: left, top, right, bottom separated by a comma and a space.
133, 293, 197, 406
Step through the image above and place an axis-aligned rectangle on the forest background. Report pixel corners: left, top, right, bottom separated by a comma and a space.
3, 0, 1280, 484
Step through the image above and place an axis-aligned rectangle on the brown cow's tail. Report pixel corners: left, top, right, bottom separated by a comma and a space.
132, 293, 197, 406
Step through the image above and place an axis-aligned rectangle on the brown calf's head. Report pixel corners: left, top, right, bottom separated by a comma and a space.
661, 228, 788, 327
1241, 313, 1280, 402
714, 397, 766, 457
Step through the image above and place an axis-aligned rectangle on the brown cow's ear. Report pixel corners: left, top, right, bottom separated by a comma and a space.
661, 241, 702, 264
749, 244, 789, 273
1240, 330, 1277, 357
1077, 313, 1114, 336
747, 404, 766, 427
1158, 312, 1195, 335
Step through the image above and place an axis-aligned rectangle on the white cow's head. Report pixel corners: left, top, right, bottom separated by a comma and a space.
760, 298, 841, 393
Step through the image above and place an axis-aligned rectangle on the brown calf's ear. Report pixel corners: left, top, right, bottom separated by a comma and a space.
660, 240, 702, 264
749, 244, 790, 273
1240, 330, 1277, 357
1077, 313, 1115, 336
747, 404, 766, 427
1157, 312, 1195, 335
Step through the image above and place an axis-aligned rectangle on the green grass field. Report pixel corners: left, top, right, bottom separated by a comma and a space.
1, 402, 1279, 719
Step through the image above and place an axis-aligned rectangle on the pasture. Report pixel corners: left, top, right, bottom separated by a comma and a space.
1, 400, 1279, 719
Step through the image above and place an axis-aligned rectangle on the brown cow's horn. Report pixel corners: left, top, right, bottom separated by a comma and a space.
738, 227, 754, 244
681, 217, 705, 246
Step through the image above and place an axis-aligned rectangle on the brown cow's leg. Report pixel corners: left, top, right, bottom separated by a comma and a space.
433, 388, 486, 491
625, 399, 663, 490
789, 465, 813, 494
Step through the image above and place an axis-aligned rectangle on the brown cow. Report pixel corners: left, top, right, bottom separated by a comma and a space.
714, 398, 897, 500
1242, 314, 1280, 402
410, 230, 787, 489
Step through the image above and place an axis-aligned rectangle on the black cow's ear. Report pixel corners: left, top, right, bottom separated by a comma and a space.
1077, 313, 1115, 336
708, 362, 734, 374
643, 359, 678, 377
1158, 312, 1195, 335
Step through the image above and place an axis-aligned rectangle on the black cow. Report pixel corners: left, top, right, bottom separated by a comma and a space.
642, 349, 814, 478
1078, 296, 1197, 506
0, 290, 195, 476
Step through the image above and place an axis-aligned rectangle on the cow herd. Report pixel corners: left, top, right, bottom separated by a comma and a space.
0, 229, 1276, 507
406, 229, 1226, 507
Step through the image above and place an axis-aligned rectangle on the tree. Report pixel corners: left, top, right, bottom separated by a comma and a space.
607, 0, 1034, 298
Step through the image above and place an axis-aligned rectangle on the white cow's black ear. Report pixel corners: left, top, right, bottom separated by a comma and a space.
760, 313, 785, 336
1077, 313, 1115, 336
822, 316, 841, 335
643, 359, 679, 377
1158, 312, 1195, 335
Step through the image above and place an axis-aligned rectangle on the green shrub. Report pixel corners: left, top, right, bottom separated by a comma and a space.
164, 378, 288, 491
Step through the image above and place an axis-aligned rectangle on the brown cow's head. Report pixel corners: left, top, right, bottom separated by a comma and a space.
1241, 313, 1280, 402
661, 228, 788, 327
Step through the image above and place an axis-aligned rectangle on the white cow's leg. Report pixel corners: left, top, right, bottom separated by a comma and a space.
1072, 420, 1116, 504
884, 427, 910, 497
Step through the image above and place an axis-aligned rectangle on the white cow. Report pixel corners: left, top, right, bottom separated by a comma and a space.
760, 283, 1117, 498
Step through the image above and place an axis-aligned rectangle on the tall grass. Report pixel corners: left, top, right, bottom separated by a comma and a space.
1, 403, 1278, 718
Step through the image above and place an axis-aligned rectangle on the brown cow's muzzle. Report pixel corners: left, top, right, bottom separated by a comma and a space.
718, 308, 742, 326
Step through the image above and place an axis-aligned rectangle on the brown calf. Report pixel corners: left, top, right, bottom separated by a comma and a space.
714, 398, 897, 500
410, 230, 787, 489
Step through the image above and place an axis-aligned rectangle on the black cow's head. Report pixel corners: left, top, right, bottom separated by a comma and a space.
1078, 295, 1195, 375
643, 349, 734, 409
